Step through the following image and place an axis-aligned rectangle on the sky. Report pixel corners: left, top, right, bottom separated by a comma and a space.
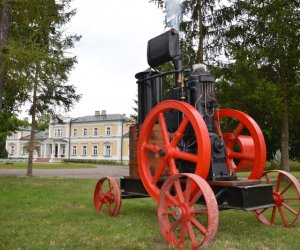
66, 0, 166, 118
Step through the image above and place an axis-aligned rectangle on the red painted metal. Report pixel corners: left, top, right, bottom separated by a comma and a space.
157, 173, 219, 249
254, 170, 300, 227
94, 177, 121, 217
137, 100, 211, 201
214, 109, 266, 179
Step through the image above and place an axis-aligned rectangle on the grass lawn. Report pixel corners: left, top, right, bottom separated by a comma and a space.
0, 162, 97, 169
0, 176, 300, 249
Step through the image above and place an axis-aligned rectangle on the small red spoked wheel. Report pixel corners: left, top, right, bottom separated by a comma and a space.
94, 177, 121, 217
137, 100, 211, 201
254, 170, 300, 227
214, 109, 266, 179
158, 173, 219, 249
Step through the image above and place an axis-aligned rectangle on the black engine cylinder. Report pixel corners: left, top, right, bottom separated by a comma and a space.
135, 70, 163, 125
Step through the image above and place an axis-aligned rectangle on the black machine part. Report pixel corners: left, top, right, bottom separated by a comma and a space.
135, 69, 163, 125
147, 28, 182, 71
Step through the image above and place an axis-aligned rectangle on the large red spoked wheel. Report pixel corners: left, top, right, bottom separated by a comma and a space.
137, 100, 211, 201
214, 109, 266, 179
254, 170, 300, 227
158, 173, 219, 249
94, 177, 121, 217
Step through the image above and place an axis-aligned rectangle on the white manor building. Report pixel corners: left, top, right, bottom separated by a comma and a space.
5, 111, 130, 163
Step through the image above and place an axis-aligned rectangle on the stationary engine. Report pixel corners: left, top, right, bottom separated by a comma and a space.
135, 29, 266, 200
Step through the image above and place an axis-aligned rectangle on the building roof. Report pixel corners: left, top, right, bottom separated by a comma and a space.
20, 130, 49, 141
71, 114, 129, 123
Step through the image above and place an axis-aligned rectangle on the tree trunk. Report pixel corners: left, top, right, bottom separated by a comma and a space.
280, 98, 290, 172
197, 0, 204, 63
0, 0, 13, 111
27, 65, 39, 177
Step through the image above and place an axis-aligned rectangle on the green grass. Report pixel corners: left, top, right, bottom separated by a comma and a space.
1, 177, 300, 249
0, 162, 96, 169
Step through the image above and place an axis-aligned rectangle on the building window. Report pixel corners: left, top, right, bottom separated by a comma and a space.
93, 128, 98, 136
21, 146, 27, 154
82, 145, 87, 155
62, 145, 66, 156
72, 145, 77, 155
105, 126, 111, 136
55, 128, 63, 137
104, 144, 111, 157
83, 128, 88, 136
93, 145, 98, 155
73, 128, 78, 137
10, 145, 15, 155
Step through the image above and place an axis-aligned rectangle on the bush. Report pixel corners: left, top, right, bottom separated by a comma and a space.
63, 159, 126, 166
290, 160, 300, 172
265, 160, 300, 171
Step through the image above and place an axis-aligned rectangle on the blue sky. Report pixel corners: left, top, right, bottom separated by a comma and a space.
66, 0, 165, 118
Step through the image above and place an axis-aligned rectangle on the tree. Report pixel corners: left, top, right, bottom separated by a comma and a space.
151, 0, 217, 65
8, 0, 81, 176
213, 0, 300, 171
0, 0, 12, 111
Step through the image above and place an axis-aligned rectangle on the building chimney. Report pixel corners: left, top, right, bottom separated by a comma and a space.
95, 111, 100, 116
101, 110, 106, 117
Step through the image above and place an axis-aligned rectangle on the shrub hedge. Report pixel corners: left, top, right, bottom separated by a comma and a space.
63, 159, 126, 166
265, 160, 300, 172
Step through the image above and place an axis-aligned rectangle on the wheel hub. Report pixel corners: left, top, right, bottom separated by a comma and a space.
173, 207, 182, 220
172, 205, 190, 220
273, 192, 284, 206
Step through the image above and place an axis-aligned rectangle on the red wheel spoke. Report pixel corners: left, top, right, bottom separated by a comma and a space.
228, 151, 254, 161
108, 180, 112, 191
282, 202, 298, 215
168, 158, 179, 175
194, 209, 208, 214
179, 223, 187, 246
185, 178, 192, 203
171, 116, 189, 147
170, 220, 181, 232
174, 179, 184, 203
190, 190, 203, 206
152, 158, 168, 185
233, 122, 244, 138
143, 143, 161, 153
104, 200, 114, 215
98, 202, 103, 211
278, 206, 288, 227
190, 216, 207, 235
265, 175, 272, 184
256, 207, 268, 216
275, 173, 282, 192
173, 150, 198, 163
270, 206, 276, 224
280, 182, 293, 195
158, 112, 170, 145
186, 220, 198, 249
165, 191, 180, 206
284, 197, 300, 201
